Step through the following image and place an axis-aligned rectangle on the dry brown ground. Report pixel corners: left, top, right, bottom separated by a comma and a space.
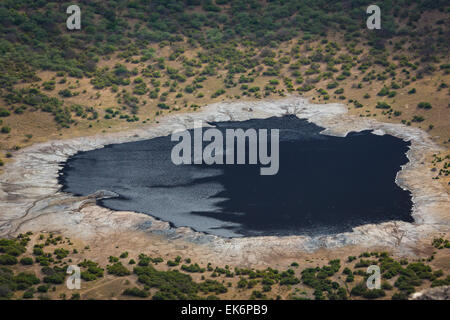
1, 22, 449, 299
9, 231, 449, 300
2, 73, 448, 191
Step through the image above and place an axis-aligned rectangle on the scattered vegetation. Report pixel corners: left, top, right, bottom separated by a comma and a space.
0, 233, 449, 300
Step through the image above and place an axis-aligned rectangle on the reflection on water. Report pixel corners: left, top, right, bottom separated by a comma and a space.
60, 115, 413, 238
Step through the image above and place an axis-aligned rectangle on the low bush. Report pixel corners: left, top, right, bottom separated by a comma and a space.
123, 287, 149, 298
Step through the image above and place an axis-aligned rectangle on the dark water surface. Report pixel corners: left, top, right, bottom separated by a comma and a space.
60, 116, 413, 237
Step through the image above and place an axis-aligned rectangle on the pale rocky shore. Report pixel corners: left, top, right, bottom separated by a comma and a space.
0, 96, 448, 267
411, 285, 450, 300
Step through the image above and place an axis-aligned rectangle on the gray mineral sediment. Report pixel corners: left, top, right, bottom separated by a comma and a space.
0, 96, 448, 259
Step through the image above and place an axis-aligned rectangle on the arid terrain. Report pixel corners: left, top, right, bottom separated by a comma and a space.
0, 98, 449, 300
0, 1, 449, 300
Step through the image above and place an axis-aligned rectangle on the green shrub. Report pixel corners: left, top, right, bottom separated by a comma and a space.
350, 283, 366, 296
42, 81, 55, 91
54, 248, 69, 260
167, 260, 179, 267
250, 290, 267, 299
107, 262, 131, 276
237, 277, 248, 288
58, 89, 72, 98
0, 239, 27, 256
354, 259, 375, 268
109, 256, 119, 263
388, 91, 397, 97
363, 289, 386, 299
247, 279, 258, 289
134, 265, 199, 300
0, 108, 11, 117
417, 102, 432, 109
181, 264, 205, 273
23, 289, 34, 299
33, 247, 44, 256
0, 254, 18, 265
37, 285, 50, 293
392, 292, 408, 300
15, 272, 40, 290
43, 267, 66, 284
157, 103, 170, 110
198, 280, 227, 295
123, 287, 149, 298
133, 82, 148, 95
211, 89, 226, 98
377, 86, 390, 96
431, 276, 450, 288
70, 293, 81, 300
412, 115, 425, 122
381, 281, 393, 290
1, 126, 11, 134
79, 260, 104, 281
20, 257, 34, 265
327, 82, 338, 89
376, 102, 391, 109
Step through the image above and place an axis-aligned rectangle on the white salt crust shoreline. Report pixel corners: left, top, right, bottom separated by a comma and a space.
0, 96, 448, 259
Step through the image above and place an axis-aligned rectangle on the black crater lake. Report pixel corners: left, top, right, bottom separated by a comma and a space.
60, 115, 413, 238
